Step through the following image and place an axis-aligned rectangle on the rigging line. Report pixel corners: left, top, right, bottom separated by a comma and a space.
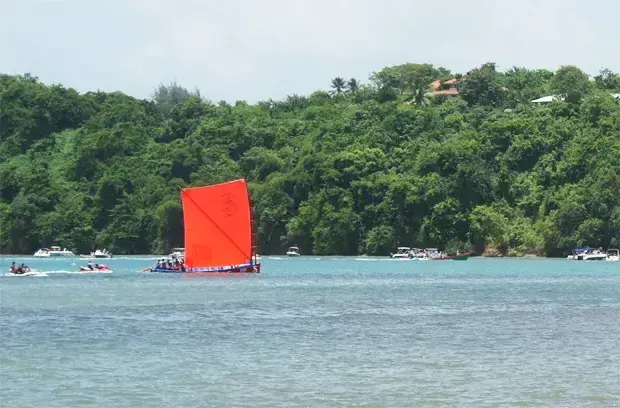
183, 191, 251, 260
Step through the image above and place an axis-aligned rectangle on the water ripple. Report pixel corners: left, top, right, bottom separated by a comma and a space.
1, 257, 619, 407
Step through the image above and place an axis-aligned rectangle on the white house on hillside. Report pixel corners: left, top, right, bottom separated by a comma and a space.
531, 93, 620, 104
530, 95, 562, 103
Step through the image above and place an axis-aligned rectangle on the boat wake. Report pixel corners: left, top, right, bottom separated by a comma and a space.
75, 270, 112, 274
32, 270, 113, 275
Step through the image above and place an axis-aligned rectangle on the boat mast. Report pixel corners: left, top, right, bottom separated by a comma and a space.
247, 186, 258, 264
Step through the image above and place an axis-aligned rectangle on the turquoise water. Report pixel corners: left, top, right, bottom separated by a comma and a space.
1, 255, 619, 407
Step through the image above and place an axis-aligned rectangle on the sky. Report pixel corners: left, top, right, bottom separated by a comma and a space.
1, 0, 618, 103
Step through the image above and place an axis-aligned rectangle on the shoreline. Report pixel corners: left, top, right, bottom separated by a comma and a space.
0, 253, 563, 259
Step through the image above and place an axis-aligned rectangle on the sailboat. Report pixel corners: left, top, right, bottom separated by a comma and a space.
146, 179, 261, 274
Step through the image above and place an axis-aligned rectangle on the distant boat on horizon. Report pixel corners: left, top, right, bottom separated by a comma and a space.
286, 246, 301, 257
33, 246, 75, 257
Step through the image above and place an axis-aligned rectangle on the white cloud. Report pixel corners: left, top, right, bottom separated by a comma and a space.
1, 0, 618, 102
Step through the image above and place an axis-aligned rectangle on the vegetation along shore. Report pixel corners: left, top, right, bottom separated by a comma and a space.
1, 62, 620, 257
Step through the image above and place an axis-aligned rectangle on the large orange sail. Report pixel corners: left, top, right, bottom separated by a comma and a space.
181, 179, 252, 268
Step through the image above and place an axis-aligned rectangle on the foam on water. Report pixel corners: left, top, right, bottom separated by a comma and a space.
4, 272, 48, 277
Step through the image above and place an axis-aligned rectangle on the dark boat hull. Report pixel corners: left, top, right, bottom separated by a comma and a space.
147, 263, 261, 274
433, 252, 472, 261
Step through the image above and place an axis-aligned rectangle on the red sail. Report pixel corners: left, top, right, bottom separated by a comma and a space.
181, 179, 252, 268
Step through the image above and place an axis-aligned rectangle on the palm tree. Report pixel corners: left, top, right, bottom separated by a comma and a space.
403, 80, 431, 106
346, 78, 360, 93
330, 77, 346, 95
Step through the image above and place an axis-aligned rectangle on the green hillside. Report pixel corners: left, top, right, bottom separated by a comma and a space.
2, 63, 620, 256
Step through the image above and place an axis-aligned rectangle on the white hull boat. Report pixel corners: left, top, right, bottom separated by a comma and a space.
391, 247, 413, 259
34, 246, 75, 257
286, 246, 301, 257
390, 247, 431, 260
90, 249, 112, 258
585, 255, 606, 261
169, 247, 185, 259
569, 247, 606, 261
606, 249, 619, 262
575, 254, 606, 261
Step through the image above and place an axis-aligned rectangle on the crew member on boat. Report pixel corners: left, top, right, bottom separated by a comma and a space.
87, 260, 94, 271
152, 257, 187, 272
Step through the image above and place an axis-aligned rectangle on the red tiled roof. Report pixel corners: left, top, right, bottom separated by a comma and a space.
428, 76, 466, 90
429, 80, 442, 90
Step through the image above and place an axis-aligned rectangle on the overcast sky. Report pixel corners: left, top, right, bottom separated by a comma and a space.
1, 0, 617, 103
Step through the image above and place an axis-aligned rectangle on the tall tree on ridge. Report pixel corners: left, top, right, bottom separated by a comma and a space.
330, 77, 346, 95
346, 78, 360, 94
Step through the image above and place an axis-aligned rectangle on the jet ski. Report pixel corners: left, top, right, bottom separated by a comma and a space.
8, 271, 48, 277
7, 267, 47, 277
78, 264, 112, 273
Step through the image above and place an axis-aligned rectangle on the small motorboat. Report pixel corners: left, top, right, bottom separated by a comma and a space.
168, 247, 185, 259
34, 246, 75, 257
569, 247, 607, 261
432, 251, 472, 261
78, 264, 112, 273
90, 249, 112, 258
286, 246, 301, 257
606, 249, 619, 262
390, 247, 413, 259
567, 247, 587, 260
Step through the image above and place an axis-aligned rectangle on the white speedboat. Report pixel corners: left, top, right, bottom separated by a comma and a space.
33, 246, 75, 257
569, 247, 606, 261
90, 249, 112, 258
286, 246, 301, 257
391, 247, 412, 259
567, 247, 587, 260
169, 247, 185, 259
606, 249, 619, 262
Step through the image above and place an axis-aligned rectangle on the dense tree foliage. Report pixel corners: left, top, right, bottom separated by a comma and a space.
2, 63, 620, 256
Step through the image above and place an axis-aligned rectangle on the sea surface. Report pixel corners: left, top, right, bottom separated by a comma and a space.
1, 255, 619, 407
